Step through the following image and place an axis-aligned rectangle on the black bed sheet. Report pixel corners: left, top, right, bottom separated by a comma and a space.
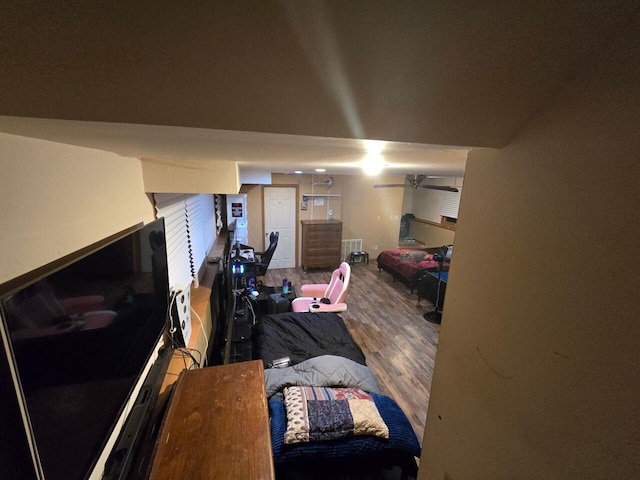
253, 312, 366, 368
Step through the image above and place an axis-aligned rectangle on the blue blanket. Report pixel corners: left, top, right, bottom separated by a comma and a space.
270, 393, 421, 465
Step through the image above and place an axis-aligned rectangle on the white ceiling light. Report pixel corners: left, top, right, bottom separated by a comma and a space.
315, 168, 326, 172
361, 140, 385, 175
362, 152, 384, 175
294, 170, 302, 174
365, 140, 385, 154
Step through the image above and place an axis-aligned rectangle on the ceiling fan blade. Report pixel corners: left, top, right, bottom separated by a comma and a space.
421, 185, 460, 192
374, 184, 408, 188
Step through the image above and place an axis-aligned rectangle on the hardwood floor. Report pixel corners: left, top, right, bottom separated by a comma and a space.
263, 261, 440, 444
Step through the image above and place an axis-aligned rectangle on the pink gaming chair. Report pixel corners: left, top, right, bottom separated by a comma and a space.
291, 262, 351, 313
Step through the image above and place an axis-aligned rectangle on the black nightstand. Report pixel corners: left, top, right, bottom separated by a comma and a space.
349, 251, 369, 265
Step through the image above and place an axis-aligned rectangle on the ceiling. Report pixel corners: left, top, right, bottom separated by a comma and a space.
0, 0, 637, 178
0, 116, 468, 177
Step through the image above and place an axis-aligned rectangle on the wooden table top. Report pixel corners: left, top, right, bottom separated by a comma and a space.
149, 360, 274, 480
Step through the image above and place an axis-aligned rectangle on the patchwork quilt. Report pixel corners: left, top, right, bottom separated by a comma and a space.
283, 386, 389, 444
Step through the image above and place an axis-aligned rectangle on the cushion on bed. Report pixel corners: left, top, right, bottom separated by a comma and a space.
400, 250, 431, 262
270, 393, 421, 465
283, 386, 389, 444
264, 355, 381, 399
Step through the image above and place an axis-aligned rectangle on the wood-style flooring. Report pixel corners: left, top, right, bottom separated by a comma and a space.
263, 261, 440, 444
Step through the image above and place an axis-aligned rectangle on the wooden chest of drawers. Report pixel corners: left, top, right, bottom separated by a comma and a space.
301, 220, 343, 270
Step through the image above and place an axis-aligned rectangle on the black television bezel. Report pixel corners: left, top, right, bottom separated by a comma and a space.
0, 223, 143, 298
0, 219, 171, 480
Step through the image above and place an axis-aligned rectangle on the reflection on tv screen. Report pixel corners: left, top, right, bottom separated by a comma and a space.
0, 220, 169, 480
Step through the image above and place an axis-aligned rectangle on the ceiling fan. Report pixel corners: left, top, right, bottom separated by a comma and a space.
374, 175, 459, 192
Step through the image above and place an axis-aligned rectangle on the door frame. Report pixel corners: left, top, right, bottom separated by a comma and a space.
262, 184, 299, 268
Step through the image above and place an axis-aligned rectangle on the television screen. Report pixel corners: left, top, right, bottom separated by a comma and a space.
0, 219, 169, 480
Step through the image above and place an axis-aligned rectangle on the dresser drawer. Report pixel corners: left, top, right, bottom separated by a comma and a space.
301, 220, 343, 270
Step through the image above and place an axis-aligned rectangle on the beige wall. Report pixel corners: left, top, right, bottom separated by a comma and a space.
271, 173, 343, 223
286, 171, 408, 257
0, 133, 154, 284
406, 177, 461, 246
420, 17, 640, 480
409, 222, 455, 247
141, 157, 240, 194
340, 174, 405, 254
244, 173, 404, 265
242, 184, 265, 250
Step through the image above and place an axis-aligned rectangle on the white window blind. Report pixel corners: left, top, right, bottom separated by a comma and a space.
154, 193, 216, 289
154, 194, 191, 289
185, 194, 215, 281
440, 189, 462, 219
214, 194, 224, 234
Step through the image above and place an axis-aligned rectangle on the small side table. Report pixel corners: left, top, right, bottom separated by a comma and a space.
349, 251, 369, 265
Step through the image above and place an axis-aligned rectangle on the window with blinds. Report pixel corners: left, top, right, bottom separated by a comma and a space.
440, 189, 462, 219
154, 193, 216, 289
214, 194, 224, 234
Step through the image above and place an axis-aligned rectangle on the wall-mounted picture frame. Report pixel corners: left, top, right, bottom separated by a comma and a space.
300, 201, 308, 211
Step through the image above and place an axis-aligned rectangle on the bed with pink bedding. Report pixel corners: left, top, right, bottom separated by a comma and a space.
376, 246, 450, 293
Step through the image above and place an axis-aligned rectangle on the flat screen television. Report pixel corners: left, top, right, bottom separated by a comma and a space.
0, 219, 171, 480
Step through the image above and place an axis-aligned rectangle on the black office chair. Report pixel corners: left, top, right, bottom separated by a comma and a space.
254, 232, 279, 277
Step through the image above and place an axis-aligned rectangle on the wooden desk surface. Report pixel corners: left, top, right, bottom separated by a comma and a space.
149, 361, 274, 480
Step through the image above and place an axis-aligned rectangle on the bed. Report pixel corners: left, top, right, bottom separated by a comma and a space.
376, 246, 451, 293
253, 312, 421, 480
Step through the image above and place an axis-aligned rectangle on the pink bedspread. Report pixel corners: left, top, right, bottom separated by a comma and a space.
377, 249, 449, 280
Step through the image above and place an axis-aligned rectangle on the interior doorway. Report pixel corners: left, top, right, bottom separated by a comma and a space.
263, 187, 296, 269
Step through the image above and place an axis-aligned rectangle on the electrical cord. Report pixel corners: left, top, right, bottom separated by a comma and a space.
166, 291, 178, 342
175, 346, 201, 369
243, 295, 256, 326
190, 305, 208, 365
166, 289, 202, 369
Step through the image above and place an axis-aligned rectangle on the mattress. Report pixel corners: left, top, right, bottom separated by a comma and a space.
253, 311, 366, 368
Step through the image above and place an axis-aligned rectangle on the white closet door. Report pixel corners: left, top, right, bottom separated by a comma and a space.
263, 187, 296, 269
